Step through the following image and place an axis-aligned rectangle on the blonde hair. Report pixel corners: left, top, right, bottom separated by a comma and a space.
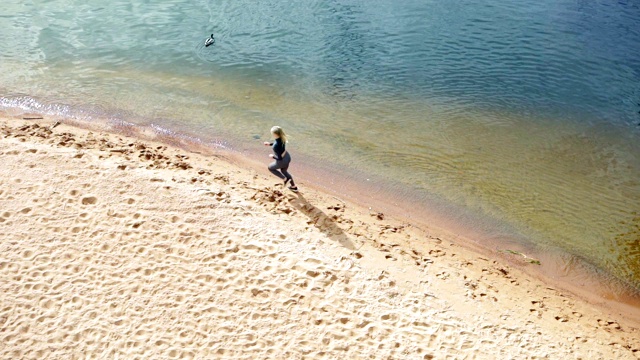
271, 126, 288, 143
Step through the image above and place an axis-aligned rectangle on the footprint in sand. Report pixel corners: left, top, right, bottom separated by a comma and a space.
81, 196, 97, 205
597, 319, 621, 330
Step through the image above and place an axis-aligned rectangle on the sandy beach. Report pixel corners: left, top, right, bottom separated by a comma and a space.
0, 116, 638, 359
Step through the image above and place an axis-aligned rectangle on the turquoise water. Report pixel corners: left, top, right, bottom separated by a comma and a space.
1, 1, 639, 293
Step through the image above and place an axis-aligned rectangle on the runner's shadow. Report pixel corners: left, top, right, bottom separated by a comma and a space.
289, 191, 356, 250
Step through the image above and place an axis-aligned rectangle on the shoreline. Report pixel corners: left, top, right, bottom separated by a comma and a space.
1, 115, 639, 358
5, 111, 640, 311
5, 110, 640, 309
4, 98, 640, 300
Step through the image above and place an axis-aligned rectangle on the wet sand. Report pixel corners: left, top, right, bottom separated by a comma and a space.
1, 116, 639, 359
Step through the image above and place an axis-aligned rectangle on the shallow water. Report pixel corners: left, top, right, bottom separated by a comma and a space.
1, 0, 639, 292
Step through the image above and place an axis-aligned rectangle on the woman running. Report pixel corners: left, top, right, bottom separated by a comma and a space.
264, 126, 298, 192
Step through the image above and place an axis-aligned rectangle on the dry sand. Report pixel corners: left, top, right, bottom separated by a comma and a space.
0, 117, 639, 359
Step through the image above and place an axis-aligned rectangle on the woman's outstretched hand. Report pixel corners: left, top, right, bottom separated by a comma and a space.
263, 141, 271, 146
269, 154, 274, 158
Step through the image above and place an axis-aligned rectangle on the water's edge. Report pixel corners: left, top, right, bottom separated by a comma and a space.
3, 109, 639, 318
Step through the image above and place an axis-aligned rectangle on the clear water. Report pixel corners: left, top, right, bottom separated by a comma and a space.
1, 1, 639, 292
